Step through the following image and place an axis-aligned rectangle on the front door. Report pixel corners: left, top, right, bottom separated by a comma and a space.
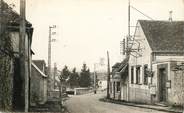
159, 68, 167, 102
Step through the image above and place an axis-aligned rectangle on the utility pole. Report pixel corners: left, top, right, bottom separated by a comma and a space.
94, 64, 97, 94
128, 0, 130, 38
53, 63, 57, 90
48, 26, 52, 91
107, 51, 110, 99
20, 0, 29, 112
48, 25, 56, 92
126, 0, 130, 57
0, 0, 3, 36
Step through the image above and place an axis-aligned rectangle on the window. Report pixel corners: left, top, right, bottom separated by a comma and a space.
136, 66, 141, 84
117, 82, 120, 92
131, 66, 134, 84
144, 65, 148, 85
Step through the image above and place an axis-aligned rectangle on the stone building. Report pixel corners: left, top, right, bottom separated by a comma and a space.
0, 1, 33, 111
31, 60, 47, 106
128, 20, 184, 106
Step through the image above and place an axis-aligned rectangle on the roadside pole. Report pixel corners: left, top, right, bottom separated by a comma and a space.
48, 25, 56, 93
94, 64, 96, 94
20, 0, 29, 112
107, 51, 110, 99
59, 83, 62, 108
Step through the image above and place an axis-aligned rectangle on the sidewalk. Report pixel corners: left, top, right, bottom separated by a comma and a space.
100, 98, 183, 113
29, 99, 63, 112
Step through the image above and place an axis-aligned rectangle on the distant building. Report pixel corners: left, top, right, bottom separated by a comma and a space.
96, 72, 107, 90
128, 20, 184, 106
30, 60, 47, 106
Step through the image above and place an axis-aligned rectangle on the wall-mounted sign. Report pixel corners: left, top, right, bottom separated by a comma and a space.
150, 85, 156, 95
166, 80, 171, 88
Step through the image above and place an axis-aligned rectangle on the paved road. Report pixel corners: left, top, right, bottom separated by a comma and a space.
64, 92, 169, 113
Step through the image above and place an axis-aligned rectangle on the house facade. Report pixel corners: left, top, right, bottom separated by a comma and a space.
128, 20, 184, 106
31, 60, 47, 106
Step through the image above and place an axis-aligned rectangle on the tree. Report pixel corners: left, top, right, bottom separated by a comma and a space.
68, 68, 79, 88
79, 63, 91, 87
59, 65, 70, 83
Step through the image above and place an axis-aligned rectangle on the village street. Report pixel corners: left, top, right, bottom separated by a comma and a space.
64, 92, 169, 113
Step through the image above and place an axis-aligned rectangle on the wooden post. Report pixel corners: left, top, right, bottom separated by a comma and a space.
20, 0, 29, 111
59, 83, 62, 108
107, 51, 110, 99
94, 64, 96, 94
0, 0, 2, 35
48, 25, 56, 92
54, 63, 57, 90
126, 0, 130, 57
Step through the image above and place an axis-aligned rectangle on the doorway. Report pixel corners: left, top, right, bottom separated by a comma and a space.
158, 68, 167, 102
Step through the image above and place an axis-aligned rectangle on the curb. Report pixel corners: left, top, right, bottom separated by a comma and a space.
99, 98, 183, 113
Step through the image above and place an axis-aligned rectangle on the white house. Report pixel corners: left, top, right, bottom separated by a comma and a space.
128, 20, 184, 106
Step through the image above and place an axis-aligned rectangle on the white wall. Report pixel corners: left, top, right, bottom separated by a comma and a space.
129, 22, 152, 87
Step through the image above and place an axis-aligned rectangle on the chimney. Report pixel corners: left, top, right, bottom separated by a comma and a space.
169, 11, 173, 22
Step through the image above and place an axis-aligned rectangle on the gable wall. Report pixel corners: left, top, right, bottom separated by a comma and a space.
129, 22, 152, 86
128, 22, 152, 103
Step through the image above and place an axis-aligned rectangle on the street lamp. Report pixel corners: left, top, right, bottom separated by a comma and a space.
48, 25, 56, 92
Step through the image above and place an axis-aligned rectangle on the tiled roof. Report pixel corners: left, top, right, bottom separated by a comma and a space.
112, 57, 129, 74
117, 56, 129, 73
112, 62, 121, 68
32, 60, 46, 72
139, 20, 184, 52
32, 63, 47, 78
1, 1, 32, 27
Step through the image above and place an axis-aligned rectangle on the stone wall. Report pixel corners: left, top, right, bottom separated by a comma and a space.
169, 62, 184, 105
74, 88, 93, 95
129, 86, 151, 104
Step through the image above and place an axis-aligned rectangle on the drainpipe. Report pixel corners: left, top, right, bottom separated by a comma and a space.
150, 52, 154, 104
150, 52, 154, 83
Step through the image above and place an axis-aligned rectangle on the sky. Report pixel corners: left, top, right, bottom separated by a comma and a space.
5, 0, 184, 71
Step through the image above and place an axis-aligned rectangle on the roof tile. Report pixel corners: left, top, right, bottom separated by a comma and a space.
139, 20, 184, 52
